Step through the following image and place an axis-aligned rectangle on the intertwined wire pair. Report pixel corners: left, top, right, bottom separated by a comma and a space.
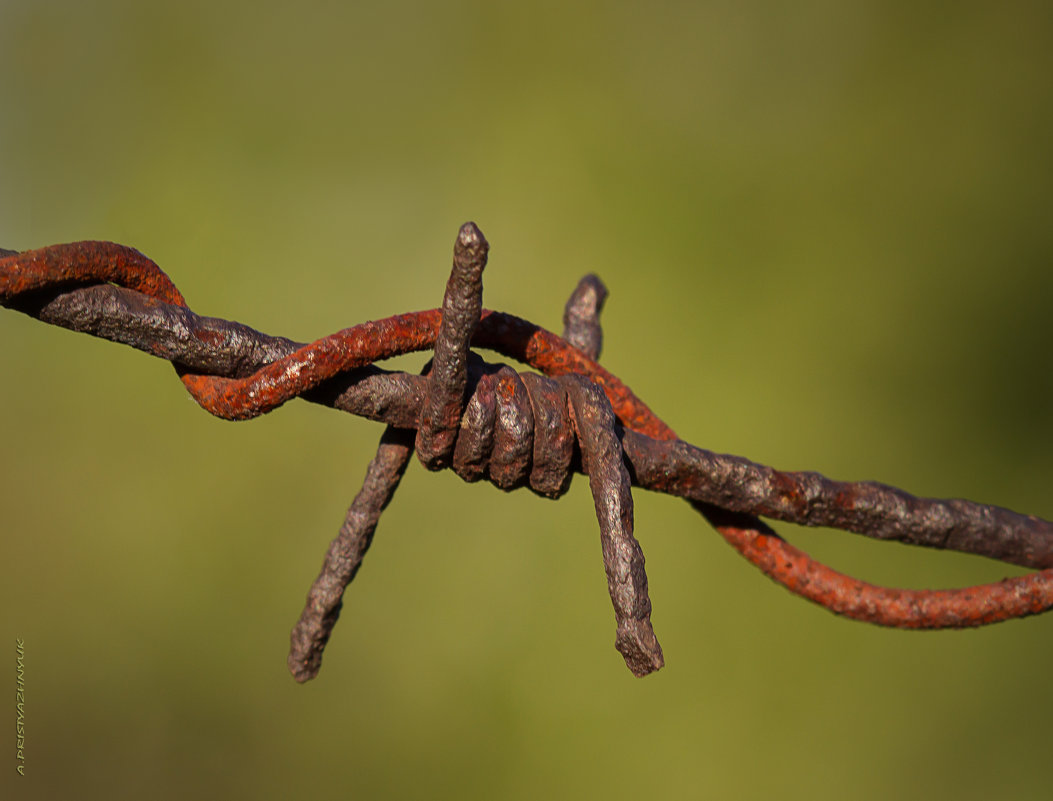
2, 224, 1051, 681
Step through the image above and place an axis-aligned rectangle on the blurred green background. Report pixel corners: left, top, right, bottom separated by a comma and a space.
2, 1, 1052, 798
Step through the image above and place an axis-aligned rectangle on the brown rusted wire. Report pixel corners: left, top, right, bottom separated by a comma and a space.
3, 226, 1052, 680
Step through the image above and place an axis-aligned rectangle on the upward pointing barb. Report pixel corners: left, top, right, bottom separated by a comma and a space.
415, 222, 490, 469
562, 274, 609, 361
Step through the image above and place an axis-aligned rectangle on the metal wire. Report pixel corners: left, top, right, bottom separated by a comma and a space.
3, 227, 1053, 680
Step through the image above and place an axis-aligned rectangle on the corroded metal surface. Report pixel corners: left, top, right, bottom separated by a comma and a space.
3, 226, 1053, 681
288, 426, 414, 682
416, 222, 488, 469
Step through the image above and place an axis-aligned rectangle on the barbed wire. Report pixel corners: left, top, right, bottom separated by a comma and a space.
3, 227, 1052, 681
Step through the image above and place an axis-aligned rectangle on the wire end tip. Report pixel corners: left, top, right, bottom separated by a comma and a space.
457, 221, 488, 251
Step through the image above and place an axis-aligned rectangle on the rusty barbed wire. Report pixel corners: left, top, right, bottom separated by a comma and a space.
3, 227, 1053, 681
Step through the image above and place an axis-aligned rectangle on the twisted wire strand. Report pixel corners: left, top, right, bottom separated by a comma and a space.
4, 233, 1053, 673
11, 270, 1049, 569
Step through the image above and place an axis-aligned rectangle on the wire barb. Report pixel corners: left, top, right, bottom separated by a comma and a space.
287, 223, 663, 678
288, 426, 414, 682
565, 374, 664, 676
416, 222, 489, 469
562, 274, 608, 361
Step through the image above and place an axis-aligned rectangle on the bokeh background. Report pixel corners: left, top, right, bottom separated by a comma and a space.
2, 1, 1052, 798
